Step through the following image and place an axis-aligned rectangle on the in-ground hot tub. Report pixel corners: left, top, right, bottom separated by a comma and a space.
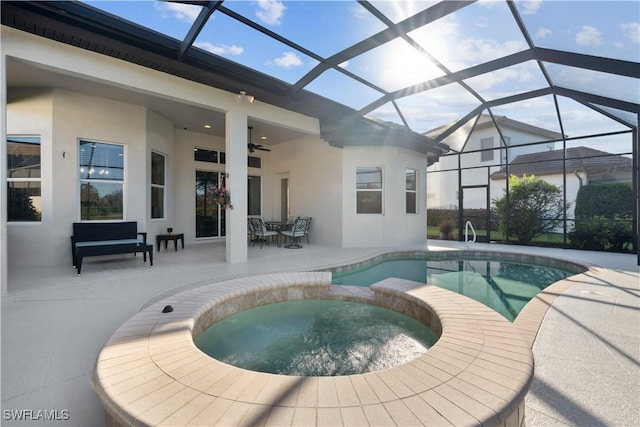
195, 298, 439, 377
93, 271, 534, 426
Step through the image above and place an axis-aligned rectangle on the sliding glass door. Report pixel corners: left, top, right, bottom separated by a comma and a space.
195, 171, 226, 238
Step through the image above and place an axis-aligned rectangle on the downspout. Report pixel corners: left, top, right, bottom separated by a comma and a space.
573, 170, 583, 187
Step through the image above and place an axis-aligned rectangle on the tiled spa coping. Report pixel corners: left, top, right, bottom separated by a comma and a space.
93, 271, 540, 426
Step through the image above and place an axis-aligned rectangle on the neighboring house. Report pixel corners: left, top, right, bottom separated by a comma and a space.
490, 146, 634, 220
426, 114, 563, 211
1, 24, 444, 293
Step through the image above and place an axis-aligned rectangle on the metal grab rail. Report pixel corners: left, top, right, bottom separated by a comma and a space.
465, 220, 476, 247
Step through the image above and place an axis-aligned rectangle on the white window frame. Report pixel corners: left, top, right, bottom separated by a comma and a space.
151, 151, 166, 220
7, 135, 42, 222
405, 168, 417, 214
78, 139, 125, 221
356, 166, 384, 214
481, 137, 494, 162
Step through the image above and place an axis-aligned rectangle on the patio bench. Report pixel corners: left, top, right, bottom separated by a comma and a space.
70, 222, 153, 275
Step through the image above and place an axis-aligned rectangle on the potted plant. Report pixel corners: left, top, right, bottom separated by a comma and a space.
439, 220, 455, 240
207, 186, 233, 209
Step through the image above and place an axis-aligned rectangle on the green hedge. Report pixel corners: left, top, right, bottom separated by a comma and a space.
574, 182, 632, 217
427, 209, 498, 230
570, 183, 634, 252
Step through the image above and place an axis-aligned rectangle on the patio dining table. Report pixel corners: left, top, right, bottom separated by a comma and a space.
264, 221, 292, 247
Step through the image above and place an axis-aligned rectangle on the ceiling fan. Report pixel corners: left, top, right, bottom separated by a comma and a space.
248, 126, 271, 153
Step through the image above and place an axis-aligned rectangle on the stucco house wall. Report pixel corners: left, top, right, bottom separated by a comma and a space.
6, 88, 54, 265
428, 120, 557, 210
7, 88, 149, 266
2, 24, 433, 290
342, 146, 428, 247
270, 136, 343, 247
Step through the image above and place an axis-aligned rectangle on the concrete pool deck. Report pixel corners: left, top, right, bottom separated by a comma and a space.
1, 240, 639, 426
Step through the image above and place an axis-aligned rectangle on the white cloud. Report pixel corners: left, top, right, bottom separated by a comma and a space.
274, 52, 302, 68
536, 27, 552, 40
351, 4, 371, 20
256, 0, 286, 26
620, 22, 640, 44
194, 42, 244, 56
575, 25, 603, 46
519, 0, 543, 15
155, 2, 200, 23
458, 38, 527, 65
475, 17, 489, 29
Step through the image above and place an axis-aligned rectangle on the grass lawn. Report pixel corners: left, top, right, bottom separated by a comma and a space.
427, 226, 565, 246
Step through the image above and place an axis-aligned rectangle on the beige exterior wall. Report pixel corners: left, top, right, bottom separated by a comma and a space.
7, 88, 148, 266
270, 136, 343, 247
342, 146, 428, 247
2, 25, 438, 291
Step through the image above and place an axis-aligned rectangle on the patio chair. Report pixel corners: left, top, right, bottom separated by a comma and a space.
281, 217, 311, 249
247, 217, 256, 244
248, 217, 278, 248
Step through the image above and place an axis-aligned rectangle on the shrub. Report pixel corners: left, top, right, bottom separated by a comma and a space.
438, 219, 455, 237
570, 183, 633, 252
493, 174, 565, 244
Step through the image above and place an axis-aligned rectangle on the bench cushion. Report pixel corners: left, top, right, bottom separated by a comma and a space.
75, 239, 141, 248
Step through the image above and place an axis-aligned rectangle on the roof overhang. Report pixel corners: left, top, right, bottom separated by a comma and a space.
1, 0, 446, 162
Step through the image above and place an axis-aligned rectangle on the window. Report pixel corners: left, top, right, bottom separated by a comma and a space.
7, 136, 41, 221
248, 175, 261, 216
79, 140, 124, 220
248, 156, 262, 168
406, 168, 417, 214
481, 137, 494, 162
151, 152, 165, 219
356, 167, 383, 214
194, 148, 219, 163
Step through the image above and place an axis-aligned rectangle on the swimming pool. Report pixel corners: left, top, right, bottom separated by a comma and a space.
330, 251, 585, 321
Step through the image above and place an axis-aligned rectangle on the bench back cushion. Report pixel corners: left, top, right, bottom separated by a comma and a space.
73, 222, 138, 242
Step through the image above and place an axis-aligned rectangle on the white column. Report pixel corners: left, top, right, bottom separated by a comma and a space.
225, 112, 248, 263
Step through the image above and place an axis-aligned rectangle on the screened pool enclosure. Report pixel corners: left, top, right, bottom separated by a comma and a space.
3, 0, 638, 260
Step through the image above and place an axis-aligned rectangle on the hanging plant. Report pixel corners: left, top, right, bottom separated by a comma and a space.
207, 186, 233, 209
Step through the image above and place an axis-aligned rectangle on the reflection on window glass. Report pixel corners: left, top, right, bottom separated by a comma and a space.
7, 136, 41, 221
196, 171, 225, 238
79, 140, 124, 220
248, 175, 261, 216
194, 148, 219, 163
151, 152, 165, 219
8, 182, 41, 221
406, 168, 417, 214
80, 182, 124, 221
79, 140, 124, 180
357, 167, 383, 214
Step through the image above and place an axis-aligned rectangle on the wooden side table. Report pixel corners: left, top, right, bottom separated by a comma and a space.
156, 233, 184, 251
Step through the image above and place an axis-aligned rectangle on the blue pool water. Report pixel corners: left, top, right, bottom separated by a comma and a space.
195, 299, 438, 376
331, 254, 578, 321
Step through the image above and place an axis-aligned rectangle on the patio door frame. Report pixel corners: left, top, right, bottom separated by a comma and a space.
458, 184, 491, 243
195, 170, 226, 239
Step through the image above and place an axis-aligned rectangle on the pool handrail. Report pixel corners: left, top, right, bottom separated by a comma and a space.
465, 220, 476, 247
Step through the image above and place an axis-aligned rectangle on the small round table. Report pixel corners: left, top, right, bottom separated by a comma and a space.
156, 233, 184, 251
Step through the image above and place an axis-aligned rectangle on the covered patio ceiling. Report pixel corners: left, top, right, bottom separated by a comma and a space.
2, 1, 639, 153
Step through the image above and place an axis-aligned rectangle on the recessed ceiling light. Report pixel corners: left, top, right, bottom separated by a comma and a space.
260, 136, 267, 140
204, 124, 212, 129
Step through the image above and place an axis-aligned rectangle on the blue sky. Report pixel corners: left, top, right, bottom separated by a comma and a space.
85, 1, 638, 150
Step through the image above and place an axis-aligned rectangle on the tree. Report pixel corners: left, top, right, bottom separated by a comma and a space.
493, 174, 565, 244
